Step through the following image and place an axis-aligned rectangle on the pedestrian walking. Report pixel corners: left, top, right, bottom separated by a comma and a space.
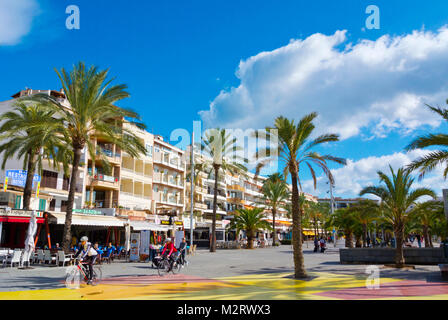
320, 237, 326, 253
416, 234, 422, 248
313, 237, 319, 253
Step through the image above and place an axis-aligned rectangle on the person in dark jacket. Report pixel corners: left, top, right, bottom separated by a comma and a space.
178, 238, 187, 266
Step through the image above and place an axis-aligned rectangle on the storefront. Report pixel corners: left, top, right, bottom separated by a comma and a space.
128, 220, 171, 245
187, 221, 226, 248
0, 209, 45, 248
47, 212, 125, 247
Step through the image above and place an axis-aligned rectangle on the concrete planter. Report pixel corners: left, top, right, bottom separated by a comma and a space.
340, 247, 448, 265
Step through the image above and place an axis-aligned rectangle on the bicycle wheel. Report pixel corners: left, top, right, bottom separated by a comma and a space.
157, 260, 170, 276
92, 265, 102, 285
171, 260, 181, 274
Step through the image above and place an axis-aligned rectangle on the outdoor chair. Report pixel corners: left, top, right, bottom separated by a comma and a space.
56, 251, 72, 267
44, 250, 56, 265
6, 250, 22, 268
101, 250, 113, 264
35, 250, 44, 264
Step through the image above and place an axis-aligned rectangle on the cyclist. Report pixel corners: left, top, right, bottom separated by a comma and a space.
74, 236, 98, 285
178, 238, 187, 266
161, 238, 177, 271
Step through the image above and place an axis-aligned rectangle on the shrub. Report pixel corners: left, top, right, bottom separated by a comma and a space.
280, 239, 291, 245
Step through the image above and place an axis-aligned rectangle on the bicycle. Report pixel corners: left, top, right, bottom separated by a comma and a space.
71, 258, 102, 286
156, 254, 181, 276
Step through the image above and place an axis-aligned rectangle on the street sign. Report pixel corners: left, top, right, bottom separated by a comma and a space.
5, 170, 41, 189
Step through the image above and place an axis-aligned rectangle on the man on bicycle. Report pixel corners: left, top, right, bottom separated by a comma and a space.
74, 236, 98, 285
161, 238, 177, 271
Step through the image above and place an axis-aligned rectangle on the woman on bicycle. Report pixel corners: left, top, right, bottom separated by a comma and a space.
161, 238, 177, 270
74, 236, 98, 285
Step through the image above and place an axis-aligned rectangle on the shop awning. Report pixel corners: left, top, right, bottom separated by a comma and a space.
48, 212, 124, 227
303, 230, 316, 236
130, 221, 171, 231
265, 219, 292, 226
0, 216, 44, 224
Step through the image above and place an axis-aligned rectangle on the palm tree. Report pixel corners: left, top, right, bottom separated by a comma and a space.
360, 166, 436, 266
330, 208, 356, 248
27, 62, 146, 252
185, 162, 210, 219
410, 200, 443, 248
199, 128, 247, 252
256, 114, 346, 278
227, 207, 272, 249
262, 173, 289, 246
405, 104, 448, 179
0, 101, 70, 210
347, 200, 380, 247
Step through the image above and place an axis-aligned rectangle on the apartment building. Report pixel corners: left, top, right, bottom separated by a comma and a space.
119, 122, 154, 213
0, 89, 86, 212
317, 197, 378, 209
152, 135, 186, 216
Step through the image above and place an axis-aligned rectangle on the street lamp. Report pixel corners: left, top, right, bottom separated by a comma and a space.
326, 181, 336, 247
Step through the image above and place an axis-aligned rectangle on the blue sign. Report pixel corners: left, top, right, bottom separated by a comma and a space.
6, 170, 41, 188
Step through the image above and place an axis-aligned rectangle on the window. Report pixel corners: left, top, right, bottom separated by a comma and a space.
49, 199, 56, 211
14, 195, 21, 209
41, 170, 58, 189
146, 144, 153, 157
62, 175, 70, 191
39, 199, 46, 211
155, 147, 160, 153
60, 200, 68, 212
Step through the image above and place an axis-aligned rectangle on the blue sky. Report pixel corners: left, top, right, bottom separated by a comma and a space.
2, 0, 448, 198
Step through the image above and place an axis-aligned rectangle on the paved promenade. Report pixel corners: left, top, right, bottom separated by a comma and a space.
0, 245, 446, 300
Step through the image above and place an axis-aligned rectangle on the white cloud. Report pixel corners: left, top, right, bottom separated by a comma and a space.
0, 0, 39, 45
301, 149, 446, 199
199, 27, 448, 140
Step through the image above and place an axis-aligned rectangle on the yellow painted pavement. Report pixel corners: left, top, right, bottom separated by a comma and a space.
0, 272, 415, 300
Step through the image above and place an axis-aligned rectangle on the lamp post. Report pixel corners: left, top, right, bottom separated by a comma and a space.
327, 181, 336, 247
189, 132, 195, 249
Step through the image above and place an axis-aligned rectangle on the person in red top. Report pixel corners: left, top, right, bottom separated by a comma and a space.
161, 238, 178, 270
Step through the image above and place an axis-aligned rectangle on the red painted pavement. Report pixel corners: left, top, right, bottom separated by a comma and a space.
314, 280, 448, 300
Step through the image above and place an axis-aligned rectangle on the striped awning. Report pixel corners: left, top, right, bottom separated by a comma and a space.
48, 212, 124, 227
130, 221, 171, 231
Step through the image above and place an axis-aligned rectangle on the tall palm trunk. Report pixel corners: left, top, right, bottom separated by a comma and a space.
345, 231, 353, 248
423, 225, 431, 248
290, 167, 306, 279
23, 150, 37, 210
363, 224, 368, 248
429, 231, 433, 248
394, 221, 405, 267
272, 207, 277, 246
355, 235, 362, 247
62, 147, 82, 253
247, 231, 254, 249
210, 164, 219, 252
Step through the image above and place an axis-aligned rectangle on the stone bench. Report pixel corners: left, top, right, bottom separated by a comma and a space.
340, 248, 448, 265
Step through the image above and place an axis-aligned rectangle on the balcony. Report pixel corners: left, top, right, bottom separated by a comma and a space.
227, 197, 246, 205
153, 153, 185, 171
186, 201, 207, 210
95, 148, 121, 164
227, 184, 245, 192
153, 173, 184, 189
87, 174, 120, 189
